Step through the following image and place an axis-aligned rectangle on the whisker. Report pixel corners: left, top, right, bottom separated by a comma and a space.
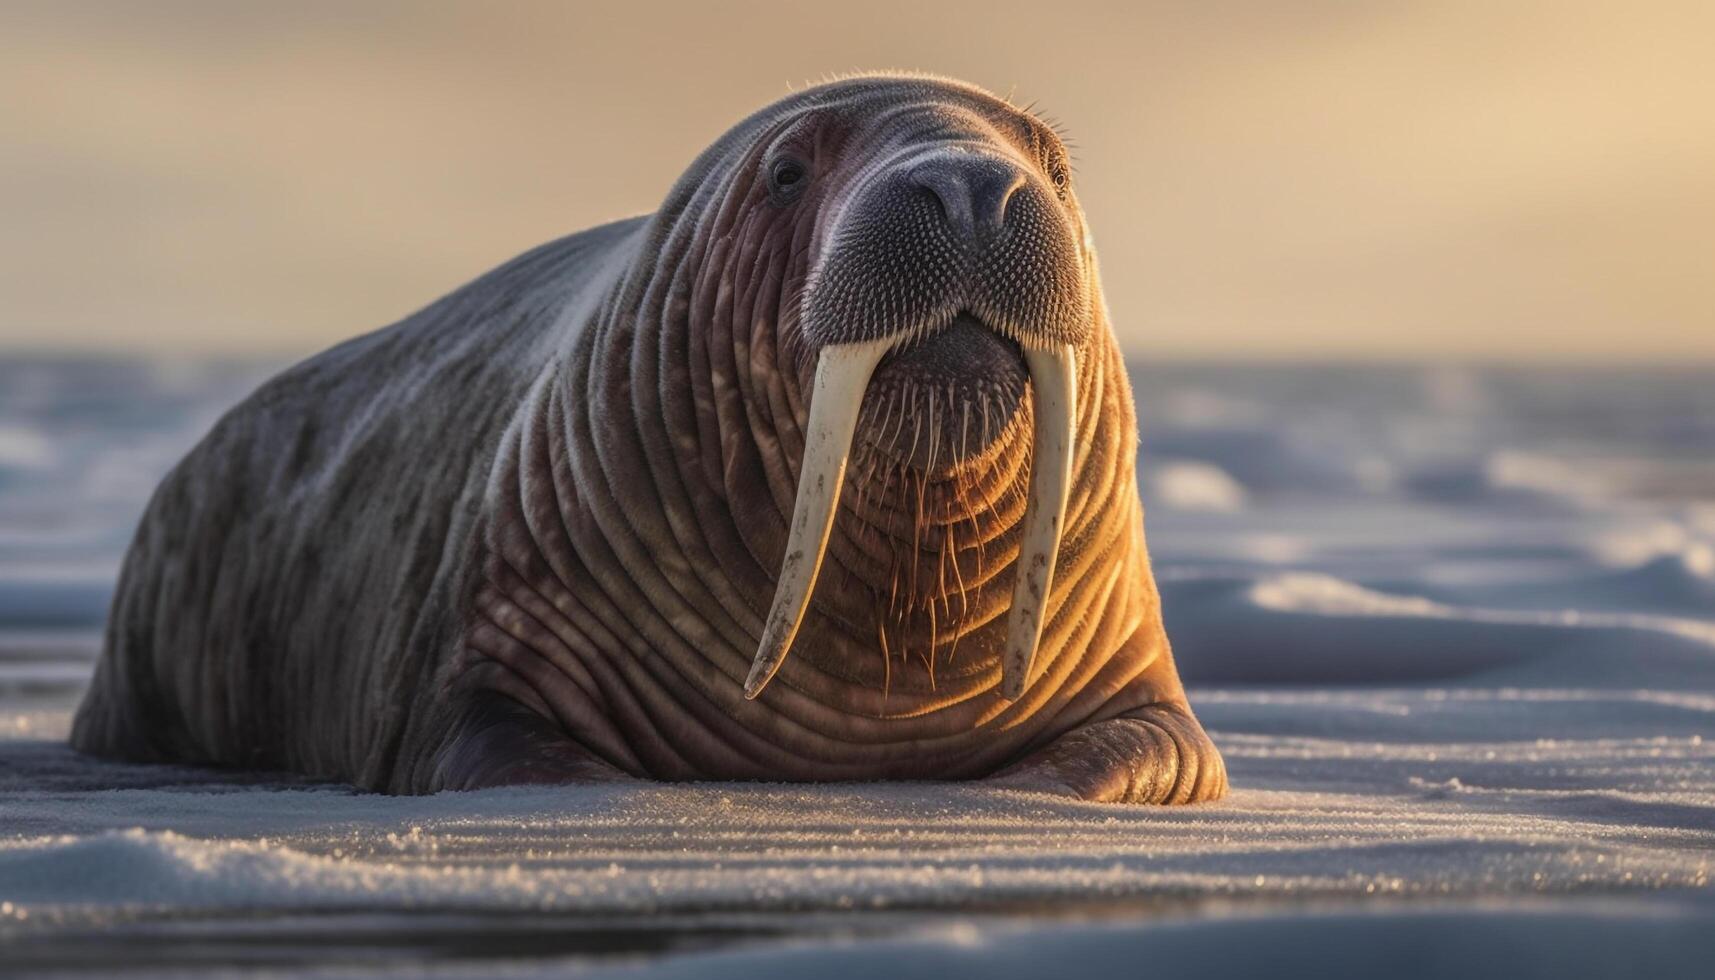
877, 615, 892, 702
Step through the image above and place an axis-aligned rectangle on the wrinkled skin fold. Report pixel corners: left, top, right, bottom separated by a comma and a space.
70, 75, 1227, 804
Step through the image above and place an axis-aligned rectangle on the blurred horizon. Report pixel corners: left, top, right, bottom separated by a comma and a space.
2, 0, 1711, 362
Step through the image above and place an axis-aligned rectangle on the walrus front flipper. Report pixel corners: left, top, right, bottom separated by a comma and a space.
434, 692, 635, 791
986, 705, 1229, 805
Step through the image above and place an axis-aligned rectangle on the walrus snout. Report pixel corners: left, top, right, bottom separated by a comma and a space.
907, 149, 1026, 245
797, 139, 1091, 352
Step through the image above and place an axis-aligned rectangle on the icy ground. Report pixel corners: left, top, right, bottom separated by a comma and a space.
2, 359, 1713, 975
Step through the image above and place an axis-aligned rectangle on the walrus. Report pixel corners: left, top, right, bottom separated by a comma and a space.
71, 74, 1227, 804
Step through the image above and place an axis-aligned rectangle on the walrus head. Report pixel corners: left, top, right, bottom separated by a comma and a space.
631, 75, 1114, 707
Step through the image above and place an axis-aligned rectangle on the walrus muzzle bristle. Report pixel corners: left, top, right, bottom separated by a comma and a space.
1000, 343, 1077, 700
744, 338, 891, 699
745, 336, 1079, 703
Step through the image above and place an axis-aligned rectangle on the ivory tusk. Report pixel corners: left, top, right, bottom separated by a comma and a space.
744, 338, 891, 699
999, 343, 1077, 701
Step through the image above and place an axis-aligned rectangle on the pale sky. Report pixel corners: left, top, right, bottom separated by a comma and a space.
1, 1, 1711, 360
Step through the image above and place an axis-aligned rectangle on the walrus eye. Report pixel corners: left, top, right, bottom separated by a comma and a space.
1048, 160, 1071, 197
768, 156, 809, 203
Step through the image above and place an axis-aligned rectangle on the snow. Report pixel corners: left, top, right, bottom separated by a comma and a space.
2, 359, 1713, 975
1147, 460, 1249, 512
0, 424, 55, 471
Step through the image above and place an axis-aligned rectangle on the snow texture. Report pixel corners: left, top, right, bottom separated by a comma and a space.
1, 359, 1713, 976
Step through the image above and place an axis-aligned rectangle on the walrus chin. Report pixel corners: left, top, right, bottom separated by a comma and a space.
743, 315, 1077, 703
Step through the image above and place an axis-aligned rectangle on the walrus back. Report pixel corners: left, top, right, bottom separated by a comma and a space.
70, 219, 644, 788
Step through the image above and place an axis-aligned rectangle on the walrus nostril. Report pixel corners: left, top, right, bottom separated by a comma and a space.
909, 153, 1027, 243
